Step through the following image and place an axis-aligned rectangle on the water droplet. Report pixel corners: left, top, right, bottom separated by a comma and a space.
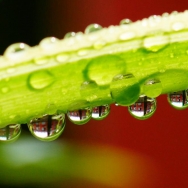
1, 86, 9, 93
28, 71, 54, 90
171, 22, 185, 31
143, 33, 169, 52
6, 67, 15, 73
64, 32, 76, 38
34, 57, 48, 65
77, 49, 88, 56
28, 114, 65, 141
46, 104, 57, 115
85, 55, 125, 86
128, 96, 156, 120
162, 12, 169, 17
110, 74, 140, 106
85, 24, 103, 34
4, 43, 30, 60
143, 79, 162, 98
56, 53, 69, 63
93, 40, 106, 49
120, 18, 132, 25
92, 105, 110, 120
167, 90, 188, 109
39, 37, 59, 51
0, 124, 21, 142
67, 108, 92, 125
119, 31, 136, 41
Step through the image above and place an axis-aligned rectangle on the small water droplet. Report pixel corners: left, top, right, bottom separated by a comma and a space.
92, 105, 110, 120
67, 108, 92, 125
143, 79, 162, 98
77, 49, 88, 56
167, 90, 188, 109
34, 57, 48, 65
28, 114, 65, 141
171, 22, 185, 31
56, 53, 69, 63
119, 31, 136, 41
93, 40, 106, 49
170, 53, 174, 58
143, 33, 169, 52
1, 86, 9, 93
28, 71, 54, 90
162, 12, 169, 17
110, 74, 140, 106
6, 67, 15, 73
86, 55, 126, 86
85, 24, 103, 34
128, 96, 156, 120
120, 18, 132, 25
0, 124, 21, 142
64, 32, 76, 38
40, 37, 59, 51
4, 43, 30, 60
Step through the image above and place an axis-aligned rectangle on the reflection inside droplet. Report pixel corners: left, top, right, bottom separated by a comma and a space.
0, 124, 21, 142
28, 114, 65, 141
85, 24, 103, 34
92, 105, 110, 120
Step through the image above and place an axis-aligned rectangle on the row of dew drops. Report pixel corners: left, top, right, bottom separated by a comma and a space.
0, 12, 187, 142
1, 90, 187, 143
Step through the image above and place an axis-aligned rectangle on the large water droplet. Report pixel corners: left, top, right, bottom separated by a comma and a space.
28, 71, 54, 90
110, 74, 140, 106
0, 124, 21, 142
85, 24, 103, 34
143, 33, 169, 52
85, 55, 125, 86
128, 96, 156, 120
120, 18, 132, 25
92, 105, 110, 120
28, 114, 65, 141
67, 108, 92, 125
167, 90, 188, 109
4, 43, 30, 60
143, 79, 162, 98
64, 32, 76, 38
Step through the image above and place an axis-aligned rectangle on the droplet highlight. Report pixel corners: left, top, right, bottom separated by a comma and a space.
28, 114, 65, 141
120, 18, 132, 25
64, 32, 76, 38
28, 71, 54, 90
167, 90, 188, 109
92, 105, 110, 120
0, 124, 21, 142
143, 79, 162, 98
128, 96, 156, 120
4, 43, 30, 60
67, 108, 92, 125
39, 37, 59, 51
85, 24, 102, 34
110, 74, 140, 106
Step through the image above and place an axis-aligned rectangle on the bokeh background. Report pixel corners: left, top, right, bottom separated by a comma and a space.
0, 0, 188, 187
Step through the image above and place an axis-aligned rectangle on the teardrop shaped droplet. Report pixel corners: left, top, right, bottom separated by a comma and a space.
67, 108, 92, 125
167, 90, 188, 109
120, 18, 132, 25
28, 70, 54, 90
64, 32, 76, 38
0, 124, 21, 142
143, 79, 162, 98
143, 33, 169, 52
28, 114, 65, 141
110, 74, 140, 106
4, 43, 30, 60
128, 96, 156, 120
92, 105, 110, 120
39, 37, 59, 51
85, 24, 103, 34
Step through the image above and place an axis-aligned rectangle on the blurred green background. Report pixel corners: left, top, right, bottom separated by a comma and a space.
0, 0, 188, 187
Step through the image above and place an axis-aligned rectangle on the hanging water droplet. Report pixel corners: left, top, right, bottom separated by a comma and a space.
28, 114, 65, 141
86, 55, 125, 86
28, 70, 54, 90
4, 43, 30, 60
64, 32, 76, 38
143, 33, 169, 52
92, 105, 110, 120
167, 90, 188, 109
128, 96, 156, 120
85, 24, 103, 34
120, 18, 132, 25
143, 79, 162, 98
110, 74, 140, 106
67, 108, 92, 125
39, 37, 59, 51
0, 124, 21, 142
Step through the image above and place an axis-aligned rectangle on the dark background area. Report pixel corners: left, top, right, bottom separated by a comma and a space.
1, 0, 188, 187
